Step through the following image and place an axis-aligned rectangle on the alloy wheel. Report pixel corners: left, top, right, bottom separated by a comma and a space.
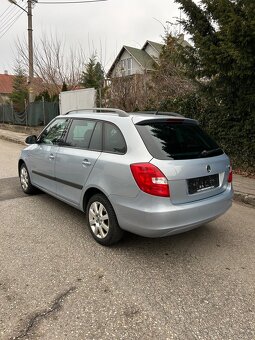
20, 166, 29, 191
89, 201, 109, 239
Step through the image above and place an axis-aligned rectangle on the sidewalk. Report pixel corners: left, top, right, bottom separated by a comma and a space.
0, 128, 28, 145
0, 128, 254, 208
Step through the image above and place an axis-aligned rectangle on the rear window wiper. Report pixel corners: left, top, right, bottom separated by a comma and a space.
199, 148, 222, 157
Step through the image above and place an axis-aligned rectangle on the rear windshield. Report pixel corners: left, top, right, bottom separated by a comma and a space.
136, 120, 223, 160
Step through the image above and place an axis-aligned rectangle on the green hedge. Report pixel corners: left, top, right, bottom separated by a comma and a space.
158, 94, 255, 171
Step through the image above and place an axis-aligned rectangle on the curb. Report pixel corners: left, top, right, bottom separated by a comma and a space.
0, 135, 26, 146
234, 192, 255, 208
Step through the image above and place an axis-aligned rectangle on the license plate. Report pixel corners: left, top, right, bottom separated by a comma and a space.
188, 174, 219, 194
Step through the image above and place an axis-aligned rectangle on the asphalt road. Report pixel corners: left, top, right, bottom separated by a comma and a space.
0, 140, 254, 340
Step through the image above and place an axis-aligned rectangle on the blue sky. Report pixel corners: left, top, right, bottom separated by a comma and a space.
0, 0, 182, 74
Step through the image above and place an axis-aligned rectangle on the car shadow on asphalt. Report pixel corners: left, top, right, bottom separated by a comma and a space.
33, 191, 228, 260
0, 177, 46, 202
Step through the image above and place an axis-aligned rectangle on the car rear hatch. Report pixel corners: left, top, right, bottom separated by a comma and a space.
135, 117, 231, 204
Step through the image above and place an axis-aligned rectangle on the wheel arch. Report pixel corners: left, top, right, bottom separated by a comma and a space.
83, 187, 107, 213
18, 159, 25, 176
83, 187, 124, 245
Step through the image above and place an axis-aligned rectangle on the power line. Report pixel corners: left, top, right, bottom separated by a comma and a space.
0, 3, 28, 40
38, 0, 107, 4
0, 0, 27, 38
0, 10, 25, 40
0, 6, 18, 26
0, 4, 12, 19
0, 9, 26, 35
0, 0, 24, 18
0, 7, 22, 32
0, 0, 25, 27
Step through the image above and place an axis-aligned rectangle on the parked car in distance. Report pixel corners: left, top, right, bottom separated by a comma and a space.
19, 108, 233, 246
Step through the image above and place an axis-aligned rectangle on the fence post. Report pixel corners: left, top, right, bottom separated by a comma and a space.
11, 101, 14, 124
25, 99, 28, 127
42, 96, 46, 126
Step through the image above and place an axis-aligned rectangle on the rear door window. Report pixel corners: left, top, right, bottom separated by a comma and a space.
136, 120, 223, 160
65, 119, 96, 149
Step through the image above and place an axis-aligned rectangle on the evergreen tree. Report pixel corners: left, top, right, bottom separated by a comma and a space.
10, 66, 28, 112
80, 55, 105, 106
61, 81, 68, 91
35, 90, 59, 102
175, 0, 255, 169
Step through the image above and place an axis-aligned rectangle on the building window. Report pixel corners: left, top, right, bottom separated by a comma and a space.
127, 58, 132, 75
120, 58, 133, 76
121, 59, 125, 72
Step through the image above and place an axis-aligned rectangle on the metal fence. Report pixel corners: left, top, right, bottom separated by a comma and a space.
0, 101, 59, 126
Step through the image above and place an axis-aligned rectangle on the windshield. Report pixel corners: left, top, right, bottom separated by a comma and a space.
136, 120, 223, 160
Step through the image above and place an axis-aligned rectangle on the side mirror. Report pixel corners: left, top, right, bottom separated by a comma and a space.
25, 135, 37, 144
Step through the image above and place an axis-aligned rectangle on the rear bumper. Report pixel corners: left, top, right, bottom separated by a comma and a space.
110, 185, 233, 237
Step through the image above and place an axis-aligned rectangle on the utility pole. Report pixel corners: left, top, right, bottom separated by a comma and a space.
27, 0, 34, 103
8, 0, 35, 103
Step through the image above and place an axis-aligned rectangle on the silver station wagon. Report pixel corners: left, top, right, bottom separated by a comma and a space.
19, 108, 233, 245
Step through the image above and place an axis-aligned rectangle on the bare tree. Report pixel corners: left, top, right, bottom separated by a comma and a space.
15, 33, 86, 96
106, 73, 155, 112
151, 34, 196, 106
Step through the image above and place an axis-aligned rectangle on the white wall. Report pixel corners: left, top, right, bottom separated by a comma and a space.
59, 88, 97, 115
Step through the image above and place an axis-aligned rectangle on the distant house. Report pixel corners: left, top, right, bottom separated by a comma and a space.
107, 40, 163, 78
106, 36, 191, 111
107, 35, 190, 79
0, 71, 15, 103
0, 71, 50, 103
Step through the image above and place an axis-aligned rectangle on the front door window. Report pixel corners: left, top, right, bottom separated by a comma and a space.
40, 119, 69, 145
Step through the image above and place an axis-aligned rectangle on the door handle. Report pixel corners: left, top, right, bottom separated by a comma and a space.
82, 159, 91, 167
49, 154, 55, 160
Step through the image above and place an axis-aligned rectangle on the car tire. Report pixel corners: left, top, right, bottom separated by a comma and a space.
19, 163, 37, 195
86, 194, 124, 246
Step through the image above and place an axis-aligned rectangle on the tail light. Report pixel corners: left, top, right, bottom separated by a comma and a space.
228, 164, 233, 183
130, 163, 170, 197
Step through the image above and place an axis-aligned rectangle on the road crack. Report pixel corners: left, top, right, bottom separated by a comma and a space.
11, 286, 76, 340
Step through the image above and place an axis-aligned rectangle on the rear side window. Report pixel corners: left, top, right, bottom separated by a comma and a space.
66, 119, 96, 149
136, 120, 223, 160
103, 123, 126, 154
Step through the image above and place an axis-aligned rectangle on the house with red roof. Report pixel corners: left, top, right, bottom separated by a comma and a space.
0, 71, 51, 103
0, 71, 15, 103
